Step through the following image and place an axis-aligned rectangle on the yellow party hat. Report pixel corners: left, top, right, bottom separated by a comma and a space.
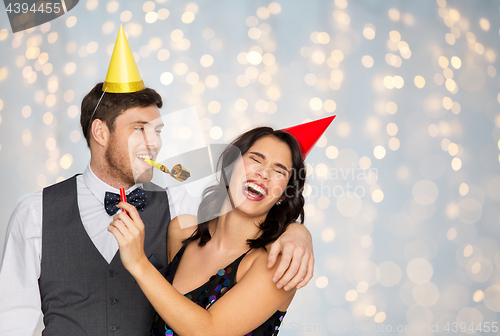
103, 25, 145, 93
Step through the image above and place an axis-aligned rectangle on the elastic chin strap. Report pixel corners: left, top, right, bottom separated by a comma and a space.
88, 86, 108, 130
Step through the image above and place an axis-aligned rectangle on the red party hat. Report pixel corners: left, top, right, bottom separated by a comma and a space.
281, 115, 336, 159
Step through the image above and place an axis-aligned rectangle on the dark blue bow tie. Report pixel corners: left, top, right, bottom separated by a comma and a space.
104, 188, 147, 216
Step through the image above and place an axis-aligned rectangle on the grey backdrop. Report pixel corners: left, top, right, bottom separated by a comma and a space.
1, 0, 499, 335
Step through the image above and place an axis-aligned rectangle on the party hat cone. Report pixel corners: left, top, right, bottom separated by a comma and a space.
103, 25, 146, 93
281, 115, 336, 159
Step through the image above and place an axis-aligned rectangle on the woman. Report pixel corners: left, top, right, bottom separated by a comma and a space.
109, 127, 306, 335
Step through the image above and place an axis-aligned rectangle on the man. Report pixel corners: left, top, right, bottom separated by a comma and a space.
0, 26, 314, 335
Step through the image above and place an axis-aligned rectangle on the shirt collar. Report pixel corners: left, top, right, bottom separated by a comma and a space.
83, 165, 143, 204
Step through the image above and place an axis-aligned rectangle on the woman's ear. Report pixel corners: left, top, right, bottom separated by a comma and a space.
91, 119, 110, 147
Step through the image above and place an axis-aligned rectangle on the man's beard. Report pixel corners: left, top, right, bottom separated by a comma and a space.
104, 137, 153, 185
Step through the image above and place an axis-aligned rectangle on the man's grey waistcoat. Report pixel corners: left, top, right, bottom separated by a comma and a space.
39, 175, 170, 336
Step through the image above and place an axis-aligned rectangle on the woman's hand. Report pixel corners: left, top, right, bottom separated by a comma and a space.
108, 202, 149, 275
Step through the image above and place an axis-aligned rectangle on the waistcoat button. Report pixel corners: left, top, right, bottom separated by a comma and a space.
109, 298, 117, 304
109, 325, 117, 331
109, 270, 116, 277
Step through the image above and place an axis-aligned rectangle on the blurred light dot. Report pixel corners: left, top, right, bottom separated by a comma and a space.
46, 137, 56, 150
22, 129, 32, 146
182, 11, 195, 23
87, 41, 98, 54
312, 51, 326, 64
388, 8, 400, 21
256, 6, 270, 19
473, 290, 484, 302
414, 75, 425, 88
209, 126, 223, 139
389, 30, 401, 43
447, 228, 457, 240
86, 0, 98, 10
331, 50, 344, 62
66, 16, 77, 28
246, 16, 258, 27
438, 56, 449, 68
442, 96, 453, 110
268, 2, 281, 14
266, 86, 281, 101
160, 72, 173, 85
60, 154, 73, 169
142, 0, 155, 12
480, 18, 490, 31
70, 130, 81, 143
47, 32, 58, 43
202, 27, 215, 39
427, 123, 435, 136
407, 258, 433, 284
107, 1, 119, 13
385, 101, 397, 115
360, 235, 372, 248
448, 142, 458, 156
247, 51, 262, 65
200, 54, 213, 67
372, 190, 384, 203
374, 146, 386, 159
22, 105, 31, 118
459, 183, 469, 196
43, 112, 54, 124
65, 62, 76, 75
157, 49, 170, 61
363, 24, 376, 39
413, 180, 438, 205
365, 305, 377, 317
398, 166, 409, 179
208, 101, 221, 114
451, 157, 462, 171
309, 97, 323, 111
374, 312, 386, 323
316, 276, 328, 289
483, 286, 500, 312
173, 62, 188, 75
68, 105, 78, 118
0, 29, 7, 41
323, 100, 336, 113
235, 99, 248, 112
386, 123, 398, 136
205, 75, 219, 89
248, 27, 262, 40
389, 137, 400, 150
186, 72, 199, 85
337, 121, 351, 137
345, 290, 358, 302
148, 37, 162, 51
262, 54, 276, 66
450, 56, 462, 69
318, 197, 330, 209
120, 11, 132, 22
326, 146, 339, 159
362, 55, 374, 68
158, 8, 169, 20
37, 175, 47, 187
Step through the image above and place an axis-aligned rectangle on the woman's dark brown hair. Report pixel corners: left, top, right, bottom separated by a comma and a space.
183, 127, 306, 250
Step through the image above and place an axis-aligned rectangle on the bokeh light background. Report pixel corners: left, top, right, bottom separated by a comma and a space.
1, 0, 500, 335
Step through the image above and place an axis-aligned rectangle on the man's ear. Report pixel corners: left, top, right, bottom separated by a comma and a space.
91, 119, 110, 147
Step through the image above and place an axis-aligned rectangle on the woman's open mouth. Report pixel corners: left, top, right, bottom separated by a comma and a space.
242, 180, 268, 201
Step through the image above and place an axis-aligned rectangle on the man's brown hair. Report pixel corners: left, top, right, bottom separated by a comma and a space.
80, 82, 163, 147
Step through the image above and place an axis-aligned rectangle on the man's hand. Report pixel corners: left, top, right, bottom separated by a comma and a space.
267, 223, 314, 291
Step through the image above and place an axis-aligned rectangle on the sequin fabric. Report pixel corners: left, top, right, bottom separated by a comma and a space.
150, 244, 287, 336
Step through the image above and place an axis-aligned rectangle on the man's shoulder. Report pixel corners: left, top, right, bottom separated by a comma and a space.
43, 175, 80, 193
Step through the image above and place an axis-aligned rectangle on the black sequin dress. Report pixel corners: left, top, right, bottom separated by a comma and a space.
150, 244, 287, 336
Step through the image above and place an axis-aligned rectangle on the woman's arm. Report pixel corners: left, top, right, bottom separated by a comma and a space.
109, 202, 295, 336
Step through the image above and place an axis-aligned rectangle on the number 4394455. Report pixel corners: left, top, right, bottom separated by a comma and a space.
444, 322, 498, 333
6, 2, 62, 14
